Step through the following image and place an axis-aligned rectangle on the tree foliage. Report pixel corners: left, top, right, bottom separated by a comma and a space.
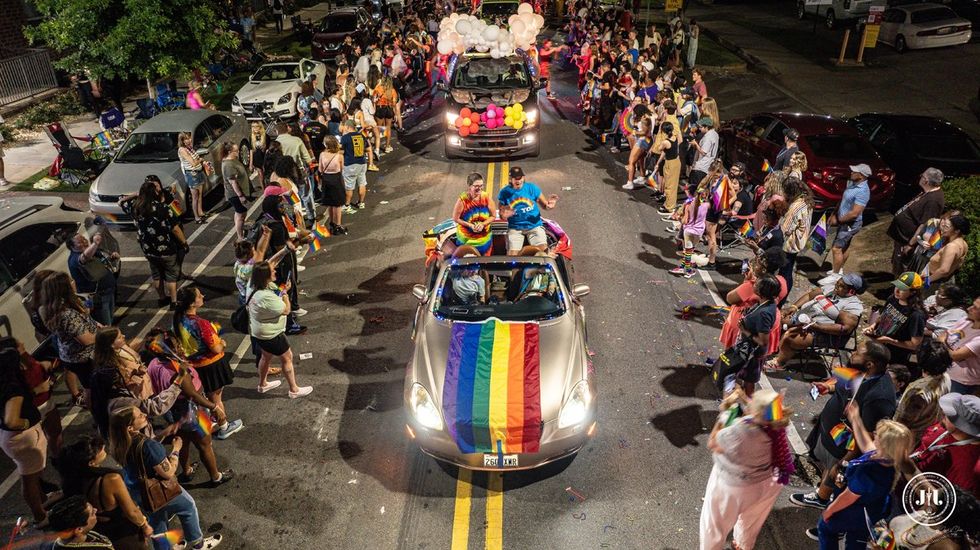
25, 0, 237, 83
941, 176, 980, 297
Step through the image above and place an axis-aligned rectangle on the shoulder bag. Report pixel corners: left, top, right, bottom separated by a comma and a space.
231, 289, 258, 334
134, 439, 181, 512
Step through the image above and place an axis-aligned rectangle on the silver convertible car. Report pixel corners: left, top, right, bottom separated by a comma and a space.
88, 110, 252, 223
405, 221, 596, 470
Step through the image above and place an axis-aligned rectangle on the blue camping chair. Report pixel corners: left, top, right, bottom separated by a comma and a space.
99, 107, 125, 130
135, 98, 159, 119
154, 83, 186, 111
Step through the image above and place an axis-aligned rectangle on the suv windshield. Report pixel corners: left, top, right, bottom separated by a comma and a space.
433, 261, 565, 322
480, 2, 518, 17
252, 64, 300, 81
806, 134, 877, 161
910, 7, 956, 24
115, 132, 179, 163
453, 57, 530, 89
320, 14, 357, 32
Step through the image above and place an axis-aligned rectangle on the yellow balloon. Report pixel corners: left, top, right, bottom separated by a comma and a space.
513, 103, 523, 113
520, 112, 527, 121
514, 120, 524, 130
504, 106, 514, 116
504, 116, 514, 126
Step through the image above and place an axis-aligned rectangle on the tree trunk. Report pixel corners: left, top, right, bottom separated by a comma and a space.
147, 77, 156, 99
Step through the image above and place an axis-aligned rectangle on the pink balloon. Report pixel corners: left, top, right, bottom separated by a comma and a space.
480, 112, 488, 122
488, 103, 497, 112
487, 109, 496, 119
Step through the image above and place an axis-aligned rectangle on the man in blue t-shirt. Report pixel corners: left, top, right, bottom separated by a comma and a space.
497, 166, 559, 255
828, 164, 872, 275
340, 120, 368, 213
66, 233, 117, 326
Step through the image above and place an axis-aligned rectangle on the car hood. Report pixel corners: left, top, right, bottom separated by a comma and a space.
235, 80, 299, 103
450, 89, 531, 110
93, 161, 182, 196
413, 314, 587, 428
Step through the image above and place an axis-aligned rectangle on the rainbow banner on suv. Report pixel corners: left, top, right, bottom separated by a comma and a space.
442, 320, 542, 454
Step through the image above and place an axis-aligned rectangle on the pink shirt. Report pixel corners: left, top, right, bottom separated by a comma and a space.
147, 357, 203, 395
947, 320, 980, 385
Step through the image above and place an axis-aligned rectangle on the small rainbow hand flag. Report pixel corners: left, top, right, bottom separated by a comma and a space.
832, 367, 861, 388
927, 229, 942, 250
168, 198, 184, 218
195, 408, 213, 436
152, 529, 183, 548
762, 159, 772, 173
738, 220, 756, 239
285, 189, 302, 207
762, 393, 784, 422
97, 212, 121, 223
829, 422, 856, 451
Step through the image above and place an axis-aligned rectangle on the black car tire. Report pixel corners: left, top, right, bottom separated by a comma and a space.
895, 35, 907, 53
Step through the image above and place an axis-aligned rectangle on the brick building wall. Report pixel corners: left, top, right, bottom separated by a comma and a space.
0, 0, 29, 60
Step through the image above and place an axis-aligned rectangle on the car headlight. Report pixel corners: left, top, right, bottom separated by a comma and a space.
558, 380, 592, 429
278, 93, 293, 104
232, 96, 240, 106
446, 111, 459, 128
410, 383, 444, 430
525, 109, 538, 125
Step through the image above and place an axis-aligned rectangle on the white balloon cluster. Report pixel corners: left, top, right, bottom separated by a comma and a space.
436, 2, 545, 59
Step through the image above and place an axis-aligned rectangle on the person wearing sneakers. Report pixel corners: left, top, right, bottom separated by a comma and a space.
497, 167, 559, 256
340, 120, 368, 214
670, 187, 709, 278
827, 164, 871, 277
791, 341, 896, 514
864, 271, 927, 371
247, 261, 313, 399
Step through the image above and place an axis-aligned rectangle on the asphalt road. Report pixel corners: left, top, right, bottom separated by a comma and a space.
1, 64, 842, 549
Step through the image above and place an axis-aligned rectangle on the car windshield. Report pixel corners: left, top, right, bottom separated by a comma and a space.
433, 261, 566, 322
911, 7, 957, 24
480, 2, 518, 17
320, 14, 357, 32
453, 57, 529, 89
114, 132, 179, 163
805, 134, 877, 161
252, 65, 301, 81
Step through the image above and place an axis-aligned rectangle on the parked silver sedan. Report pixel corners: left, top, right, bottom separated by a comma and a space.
88, 110, 252, 223
405, 228, 595, 470
879, 4, 972, 52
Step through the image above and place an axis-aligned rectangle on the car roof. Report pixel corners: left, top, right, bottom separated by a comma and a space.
897, 3, 954, 11
0, 197, 63, 232
854, 113, 971, 135
133, 110, 222, 133
759, 112, 857, 135
326, 7, 362, 15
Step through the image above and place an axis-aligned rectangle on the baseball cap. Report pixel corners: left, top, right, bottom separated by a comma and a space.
509, 166, 525, 179
262, 182, 290, 197
697, 116, 714, 128
939, 393, 980, 437
892, 271, 924, 290
849, 164, 873, 178
783, 128, 800, 141
681, 87, 695, 97
840, 273, 865, 292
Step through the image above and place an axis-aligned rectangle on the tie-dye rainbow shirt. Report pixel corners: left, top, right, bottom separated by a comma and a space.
455, 192, 493, 254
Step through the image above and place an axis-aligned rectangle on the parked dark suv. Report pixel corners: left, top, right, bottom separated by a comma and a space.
311, 7, 376, 61
718, 112, 895, 209
443, 52, 541, 159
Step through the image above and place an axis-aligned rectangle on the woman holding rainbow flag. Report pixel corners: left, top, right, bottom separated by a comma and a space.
699, 388, 795, 550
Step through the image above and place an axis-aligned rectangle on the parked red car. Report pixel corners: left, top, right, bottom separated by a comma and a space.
718, 112, 896, 210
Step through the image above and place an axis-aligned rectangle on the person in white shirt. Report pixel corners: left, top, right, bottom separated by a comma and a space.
924, 283, 971, 335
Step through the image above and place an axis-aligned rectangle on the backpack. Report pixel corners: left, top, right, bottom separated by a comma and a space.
247, 213, 274, 244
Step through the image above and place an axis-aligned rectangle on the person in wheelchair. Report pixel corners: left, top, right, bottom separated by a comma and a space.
451, 266, 487, 305
766, 273, 867, 369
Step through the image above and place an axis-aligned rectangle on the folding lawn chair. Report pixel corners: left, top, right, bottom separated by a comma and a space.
99, 107, 125, 131
717, 214, 756, 252
135, 98, 159, 119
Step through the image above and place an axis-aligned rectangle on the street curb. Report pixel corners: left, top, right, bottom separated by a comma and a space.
700, 27, 781, 77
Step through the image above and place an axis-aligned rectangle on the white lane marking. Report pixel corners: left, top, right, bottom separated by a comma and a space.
119, 256, 150, 262
0, 406, 82, 498
313, 407, 333, 442
228, 334, 253, 372
698, 268, 809, 455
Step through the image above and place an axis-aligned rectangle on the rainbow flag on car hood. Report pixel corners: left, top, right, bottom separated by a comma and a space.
442, 320, 542, 454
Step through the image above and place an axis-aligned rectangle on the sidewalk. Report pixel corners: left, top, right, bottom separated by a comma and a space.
0, 1, 338, 192
685, 3, 980, 137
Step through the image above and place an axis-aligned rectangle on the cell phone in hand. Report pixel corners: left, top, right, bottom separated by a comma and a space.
810, 385, 820, 401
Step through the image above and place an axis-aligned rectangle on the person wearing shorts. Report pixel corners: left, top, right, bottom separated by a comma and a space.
0, 346, 49, 522
340, 120, 368, 214
828, 164, 871, 276
497, 166, 559, 256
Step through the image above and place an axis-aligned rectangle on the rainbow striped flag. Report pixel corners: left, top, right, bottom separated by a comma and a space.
285, 189, 302, 207
442, 320, 542, 454
710, 174, 732, 211
738, 220, 756, 239
927, 228, 942, 250
97, 212, 121, 223
762, 159, 772, 173
152, 529, 183, 548
762, 393, 784, 422
830, 423, 856, 451
832, 367, 862, 390
168, 198, 184, 218
195, 408, 213, 436
808, 213, 828, 255
309, 237, 322, 254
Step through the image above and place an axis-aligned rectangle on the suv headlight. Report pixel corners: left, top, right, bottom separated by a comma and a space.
446, 111, 459, 128
558, 380, 593, 429
277, 93, 293, 104
525, 109, 538, 126
410, 383, 444, 430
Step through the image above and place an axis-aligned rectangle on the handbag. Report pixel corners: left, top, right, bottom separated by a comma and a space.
230, 289, 257, 334
134, 439, 181, 512
711, 337, 757, 393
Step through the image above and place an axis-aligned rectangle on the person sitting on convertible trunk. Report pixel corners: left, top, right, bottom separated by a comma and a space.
498, 166, 559, 256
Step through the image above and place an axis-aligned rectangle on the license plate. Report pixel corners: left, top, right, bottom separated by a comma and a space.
938, 27, 953, 34
483, 454, 519, 467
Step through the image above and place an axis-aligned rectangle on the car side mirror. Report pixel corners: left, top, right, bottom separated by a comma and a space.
572, 284, 590, 298
412, 284, 427, 301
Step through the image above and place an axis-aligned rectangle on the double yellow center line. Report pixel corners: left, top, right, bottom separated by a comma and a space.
449, 160, 509, 550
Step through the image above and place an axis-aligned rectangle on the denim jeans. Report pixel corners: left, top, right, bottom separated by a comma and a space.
950, 379, 980, 395
817, 508, 871, 550
301, 180, 316, 220
86, 288, 115, 326
149, 488, 204, 549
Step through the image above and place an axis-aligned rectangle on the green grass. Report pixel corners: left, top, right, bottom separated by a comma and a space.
264, 34, 312, 59
697, 35, 745, 68
207, 72, 252, 112
12, 168, 92, 193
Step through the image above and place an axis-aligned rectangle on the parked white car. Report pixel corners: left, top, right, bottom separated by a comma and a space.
878, 4, 972, 52
0, 197, 119, 352
231, 59, 327, 120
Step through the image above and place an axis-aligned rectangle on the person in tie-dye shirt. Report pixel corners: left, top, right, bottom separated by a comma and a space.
452, 173, 496, 257
172, 287, 244, 440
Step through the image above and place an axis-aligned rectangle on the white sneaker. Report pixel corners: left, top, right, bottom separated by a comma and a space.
0, 178, 10, 187
621, 182, 636, 190
257, 380, 282, 393
824, 269, 840, 276
633, 176, 646, 184
194, 535, 223, 550
297, 265, 306, 272
294, 308, 308, 317
289, 386, 313, 399
384, 146, 393, 153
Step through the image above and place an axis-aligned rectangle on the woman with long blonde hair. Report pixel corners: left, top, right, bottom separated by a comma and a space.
700, 97, 720, 131
249, 121, 267, 188
754, 170, 788, 233
785, 150, 808, 180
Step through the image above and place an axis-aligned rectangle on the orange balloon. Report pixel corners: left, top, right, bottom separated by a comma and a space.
455, 117, 465, 128
469, 112, 481, 124
460, 108, 472, 119
459, 125, 470, 137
